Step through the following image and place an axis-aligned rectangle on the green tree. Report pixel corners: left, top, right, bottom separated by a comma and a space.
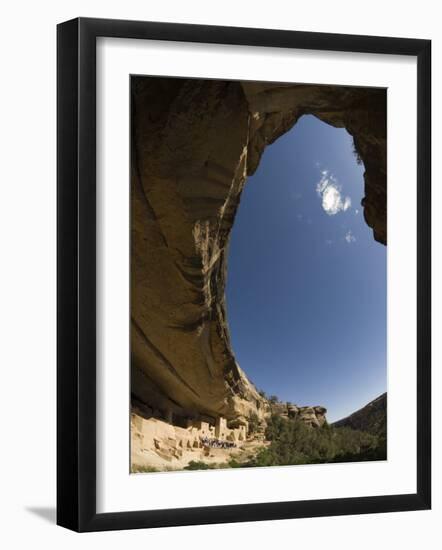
184, 461, 216, 471
248, 412, 260, 434
244, 415, 383, 468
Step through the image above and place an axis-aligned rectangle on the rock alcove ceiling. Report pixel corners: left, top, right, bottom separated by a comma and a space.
131, 77, 386, 424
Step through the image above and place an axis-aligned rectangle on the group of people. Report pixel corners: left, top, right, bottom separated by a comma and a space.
200, 435, 237, 449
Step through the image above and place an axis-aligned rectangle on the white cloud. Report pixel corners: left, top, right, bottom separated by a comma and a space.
343, 196, 352, 211
344, 230, 356, 244
316, 170, 352, 216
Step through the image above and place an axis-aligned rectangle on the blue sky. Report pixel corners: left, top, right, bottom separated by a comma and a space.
226, 115, 386, 423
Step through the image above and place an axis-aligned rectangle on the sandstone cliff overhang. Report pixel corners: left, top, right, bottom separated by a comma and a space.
131, 77, 387, 422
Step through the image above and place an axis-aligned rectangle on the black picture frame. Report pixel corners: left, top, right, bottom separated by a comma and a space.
57, 17, 431, 532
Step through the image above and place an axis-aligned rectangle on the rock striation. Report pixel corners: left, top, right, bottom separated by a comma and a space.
131, 77, 387, 424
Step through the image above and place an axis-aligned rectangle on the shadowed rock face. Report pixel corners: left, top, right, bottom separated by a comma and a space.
131, 77, 387, 423
333, 393, 387, 436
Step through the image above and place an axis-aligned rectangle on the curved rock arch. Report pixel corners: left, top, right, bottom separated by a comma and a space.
131, 77, 386, 423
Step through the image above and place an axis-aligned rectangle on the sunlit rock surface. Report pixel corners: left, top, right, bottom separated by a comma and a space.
270, 402, 327, 427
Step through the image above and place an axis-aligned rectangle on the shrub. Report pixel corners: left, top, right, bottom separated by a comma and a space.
227, 458, 243, 468
246, 415, 382, 468
248, 412, 260, 434
352, 140, 363, 165
184, 460, 217, 471
131, 465, 158, 473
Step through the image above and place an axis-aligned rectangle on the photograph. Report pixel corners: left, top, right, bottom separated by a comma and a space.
130, 76, 387, 473
0, 0, 433, 541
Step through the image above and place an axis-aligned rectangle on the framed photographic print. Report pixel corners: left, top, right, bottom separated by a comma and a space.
57, 17, 431, 532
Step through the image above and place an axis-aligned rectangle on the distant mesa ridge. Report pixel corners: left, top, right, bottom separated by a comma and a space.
332, 393, 387, 436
